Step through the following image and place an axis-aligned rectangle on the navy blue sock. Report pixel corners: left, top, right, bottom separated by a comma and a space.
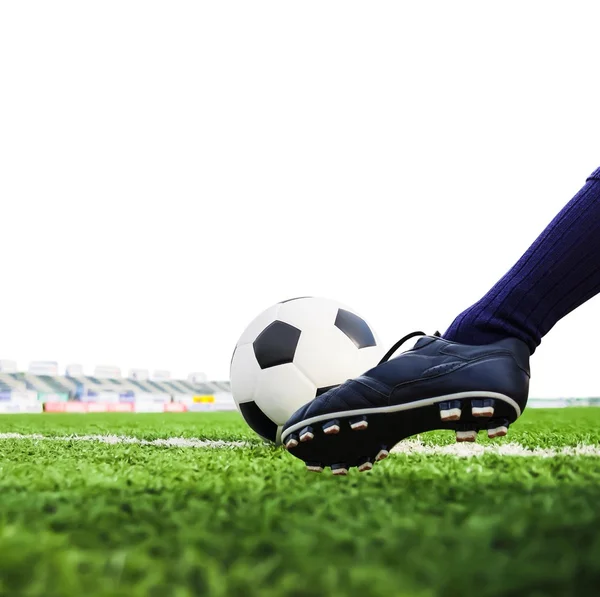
444, 167, 600, 354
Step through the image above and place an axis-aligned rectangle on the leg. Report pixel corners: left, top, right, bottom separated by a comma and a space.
445, 167, 600, 353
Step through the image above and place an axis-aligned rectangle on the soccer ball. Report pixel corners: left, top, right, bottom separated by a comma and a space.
230, 297, 382, 443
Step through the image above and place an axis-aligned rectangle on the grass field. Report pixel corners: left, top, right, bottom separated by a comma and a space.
0, 409, 599, 597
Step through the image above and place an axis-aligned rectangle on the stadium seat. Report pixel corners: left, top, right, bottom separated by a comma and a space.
129, 369, 150, 381
66, 364, 84, 377
153, 370, 171, 380
0, 360, 17, 373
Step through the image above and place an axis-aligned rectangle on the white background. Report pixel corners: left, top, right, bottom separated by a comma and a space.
0, 1, 599, 397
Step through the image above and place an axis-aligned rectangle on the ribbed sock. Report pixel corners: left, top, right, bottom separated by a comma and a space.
444, 167, 600, 354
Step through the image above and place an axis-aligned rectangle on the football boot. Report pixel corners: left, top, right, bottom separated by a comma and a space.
281, 331, 530, 473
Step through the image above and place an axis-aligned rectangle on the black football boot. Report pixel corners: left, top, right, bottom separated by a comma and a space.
281, 332, 530, 474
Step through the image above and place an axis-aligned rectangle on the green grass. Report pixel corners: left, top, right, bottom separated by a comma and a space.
0, 409, 599, 597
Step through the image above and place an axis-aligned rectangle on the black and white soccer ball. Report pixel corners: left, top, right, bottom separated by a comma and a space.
230, 297, 383, 444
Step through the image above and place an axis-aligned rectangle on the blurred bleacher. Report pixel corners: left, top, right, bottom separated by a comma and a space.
0, 360, 233, 413
3, 360, 590, 415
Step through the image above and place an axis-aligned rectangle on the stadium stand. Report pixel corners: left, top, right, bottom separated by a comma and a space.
0, 361, 233, 413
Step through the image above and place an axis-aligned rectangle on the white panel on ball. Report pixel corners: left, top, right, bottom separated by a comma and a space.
230, 343, 260, 404
254, 363, 317, 425
293, 323, 360, 390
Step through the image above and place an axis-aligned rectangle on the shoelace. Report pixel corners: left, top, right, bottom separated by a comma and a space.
378, 330, 441, 365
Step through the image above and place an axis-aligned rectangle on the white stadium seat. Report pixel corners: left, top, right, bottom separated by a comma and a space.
153, 370, 171, 380
94, 366, 122, 379
0, 360, 18, 373
29, 361, 59, 376
129, 369, 150, 381
187, 372, 207, 384
66, 364, 84, 377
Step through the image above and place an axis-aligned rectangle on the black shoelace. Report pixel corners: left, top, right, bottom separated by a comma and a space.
378, 330, 441, 365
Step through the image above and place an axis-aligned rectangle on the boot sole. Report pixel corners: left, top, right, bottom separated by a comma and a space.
281, 391, 522, 473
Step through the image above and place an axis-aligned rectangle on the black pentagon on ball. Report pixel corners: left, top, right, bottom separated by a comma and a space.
334, 309, 376, 349
253, 321, 302, 369
238, 400, 278, 442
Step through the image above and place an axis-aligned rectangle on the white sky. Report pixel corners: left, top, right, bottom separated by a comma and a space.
1, 2, 599, 397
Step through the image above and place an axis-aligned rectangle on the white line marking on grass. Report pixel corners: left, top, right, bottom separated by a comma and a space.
391, 439, 600, 458
0, 433, 250, 449
0, 433, 598, 457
